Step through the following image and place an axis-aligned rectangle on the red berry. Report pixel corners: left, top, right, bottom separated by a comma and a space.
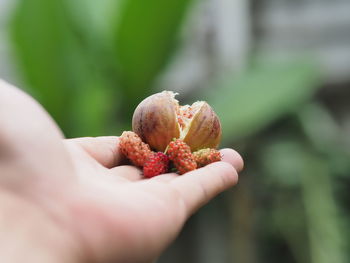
193, 148, 222, 167
119, 131, 153, 167
143, 152, 170, 178
166, 139, 197, 175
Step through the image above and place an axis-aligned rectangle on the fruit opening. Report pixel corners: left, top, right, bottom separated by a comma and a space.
168, 92, 204, 139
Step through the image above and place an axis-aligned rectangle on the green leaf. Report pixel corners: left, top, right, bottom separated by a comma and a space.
206, 58, 320, 144
297, 103, 350, 175
63, 0, 121, 40
113, 0, 194, 116
10, 0, 75, 127
9, 0, 117, 136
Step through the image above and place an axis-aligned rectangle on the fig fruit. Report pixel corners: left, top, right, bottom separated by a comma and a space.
132, 91, 221, 152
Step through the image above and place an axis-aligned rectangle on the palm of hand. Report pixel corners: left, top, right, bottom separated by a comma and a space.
0, 80, 243, 263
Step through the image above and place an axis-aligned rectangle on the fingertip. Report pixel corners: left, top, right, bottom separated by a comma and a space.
170, 159, 239, 215
220, 148, 244, 172
206, 161, 239, 187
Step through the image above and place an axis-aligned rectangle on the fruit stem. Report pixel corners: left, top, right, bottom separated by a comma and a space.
164, 144, 170, 154
164, 138, 177, 154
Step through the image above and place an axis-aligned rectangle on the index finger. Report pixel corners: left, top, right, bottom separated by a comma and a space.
66, 136, 125, 168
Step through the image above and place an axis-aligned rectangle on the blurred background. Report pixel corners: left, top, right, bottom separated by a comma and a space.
1, 0, 350, 262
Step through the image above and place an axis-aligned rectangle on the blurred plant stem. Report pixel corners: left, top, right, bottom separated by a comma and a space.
300, 152, 345, 263
229, 171, 257, 263
297, 103, 348, 263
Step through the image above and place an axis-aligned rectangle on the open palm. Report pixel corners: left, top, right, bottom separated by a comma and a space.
0, 79, 243, 263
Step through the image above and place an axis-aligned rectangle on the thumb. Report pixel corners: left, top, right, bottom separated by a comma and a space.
0, 79, 74, 194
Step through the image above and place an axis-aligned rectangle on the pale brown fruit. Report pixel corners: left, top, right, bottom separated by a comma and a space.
132, 91, 222, 152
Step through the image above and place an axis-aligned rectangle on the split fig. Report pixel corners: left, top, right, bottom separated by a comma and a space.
132, 91, 222, 152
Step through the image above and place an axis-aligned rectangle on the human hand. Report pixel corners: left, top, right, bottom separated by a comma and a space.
0, 79, 243, 263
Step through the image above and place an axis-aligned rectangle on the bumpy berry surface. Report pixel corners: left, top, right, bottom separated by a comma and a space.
119, 131, 153, 167
143, 152, 169, 178
193, 148, 222, 167
167, 139, 197, 174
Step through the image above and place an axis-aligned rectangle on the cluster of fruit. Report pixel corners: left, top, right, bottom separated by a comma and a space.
118, 91, 223, 178
119, 131, 222, 178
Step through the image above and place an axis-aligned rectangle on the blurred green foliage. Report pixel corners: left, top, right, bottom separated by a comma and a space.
10, 0, 193, 136
207, 59, 319, 143
8, 0, 350, 262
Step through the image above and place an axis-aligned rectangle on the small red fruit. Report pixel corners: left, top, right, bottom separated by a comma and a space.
193, 148, 222, 167
119, 131, 153, 167
143, 152, 170, 178
166, 139, 197, 175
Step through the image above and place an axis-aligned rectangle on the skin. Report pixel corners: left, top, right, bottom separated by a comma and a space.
0, 79, 243, 263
